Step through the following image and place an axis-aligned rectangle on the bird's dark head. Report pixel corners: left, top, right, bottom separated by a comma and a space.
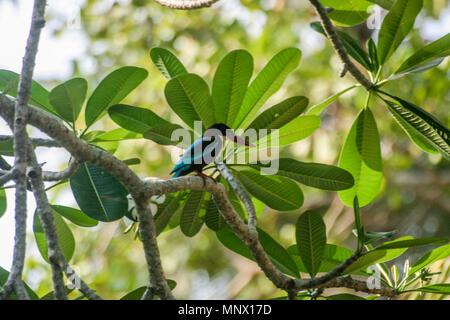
207, 123, 230, 136
205, 123, 254, 147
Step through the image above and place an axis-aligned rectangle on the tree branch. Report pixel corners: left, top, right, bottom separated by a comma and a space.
0, 135, 60, 148
153, 0, 219, 10
308, 0, 373, 90
216, 163, 257, 234
41, 158, 80, 181
318, 275, 398, 297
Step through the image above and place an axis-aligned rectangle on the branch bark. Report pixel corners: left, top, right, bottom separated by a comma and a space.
308, 0, 373, 90
153, 0, 219, 10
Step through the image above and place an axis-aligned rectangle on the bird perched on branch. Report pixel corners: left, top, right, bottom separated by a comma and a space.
170, 123, 253, 184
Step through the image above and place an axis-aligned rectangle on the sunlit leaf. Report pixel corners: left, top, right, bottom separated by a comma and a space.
150, 47, 187, 80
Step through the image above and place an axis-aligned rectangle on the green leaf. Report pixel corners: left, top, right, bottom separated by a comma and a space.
233, 48, 302, 129
69, 163, 128, 222
242, 158, 354, 191
295, 211, 327, 278
0, 188, 6, 218
180, 191, 205, 237
204, 196, 226, 231
258, 115, 320, 147
0, 266, 39, 300
381, 94, 450, 160
90, 128, 142, 142
367, 38, 380, 72
338, 108, 382, 207
306, 85, 358, 116
325, 293, 367, 300
0, 138, 14, 156
216, 227, 299, 278
108, 104, 169, 134
233, 169, 303, 211
362, 229, 397, 244
375, 237, 448, 250
33, 210, 75, 263
150, 47, 187, 80
368, 0, 393, 10
320, 0, 372, 27
0, 69, 56, 115
407, 284, 450, 295
122, 158, 141, 166
143, 123, 191, 147
48, 78, 87, 123
165, 73, 215, 129
212, 49, 253, 125
51, 205, 98, 227
288, 243, 354, 274
120, 280, 176, 300
377, 0, 423, 65
345, 236, 412, 274
408, 244, 450, 276
85, 66, 148, 127
311, 22, 372, 70
394, 33, 450, 76
353, 196, 364, 248
154, 193, 183, 235
247, 96, 308, 131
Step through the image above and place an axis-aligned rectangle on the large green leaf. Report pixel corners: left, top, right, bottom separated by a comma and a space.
242, 158, 354, 191
90, 128, 142, 142
216, 227, 299, 278
367, 0, 393, 10
150, 47, 187, 80
204, 196, 226, 231
108, 104, 169, 134
0, 188, 6, 219
288, 243, 354, 274
338, 108, 382, 207
247, 96, 308, 131
408, 244, 450, 276
154, 193, 183, 235
180, 190, 205, 237
51, 205, 98, 228
0, 266, 39, 300
320, 0, 372, 27
375, 237, 448, 250
212, 49, 253, 125
48, 78, 87, 123
306, 85, 358, 116
143, 123, 191, 148
345, 236, 412, 274
0, 69, 56, 115
311, 22, 372, 71
233, 48, 302, 129
394, 33, 450, 76
69, 163, 128, 222
377, 0, 423, 65
381, 94, 450, 160
85, 66, 148, 127
233, 169, 303, 211
407, 284, 450, 295
165, 73, 215, 129
33, 210, 75, 263
295, 211, 327, 277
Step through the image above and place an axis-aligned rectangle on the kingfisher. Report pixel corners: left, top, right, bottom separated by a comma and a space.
170, 123, 253, 183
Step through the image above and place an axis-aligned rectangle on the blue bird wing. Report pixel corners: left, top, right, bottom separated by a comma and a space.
170, 137, 220, 176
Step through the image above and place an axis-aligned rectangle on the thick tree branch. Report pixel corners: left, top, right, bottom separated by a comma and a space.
153, 0, 219, 10
309, 0, 373, 90
0, 0, 47, 301
318, 275, 398, 297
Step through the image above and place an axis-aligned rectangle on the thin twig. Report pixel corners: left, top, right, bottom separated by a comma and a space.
0, 170, 16, 186
0, 135, 60, 148
153, 0, 219, 10
309, 0, 373, 90
216, 163, 257, 234
42, 158, 80, 181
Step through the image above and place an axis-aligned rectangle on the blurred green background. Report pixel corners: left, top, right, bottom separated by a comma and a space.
1, 0, 448, 299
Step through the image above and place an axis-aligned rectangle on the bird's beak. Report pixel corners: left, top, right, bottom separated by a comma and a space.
227, 132, 255, 147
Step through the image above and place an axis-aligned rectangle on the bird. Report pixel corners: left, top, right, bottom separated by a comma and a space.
170, 123, 254, 184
